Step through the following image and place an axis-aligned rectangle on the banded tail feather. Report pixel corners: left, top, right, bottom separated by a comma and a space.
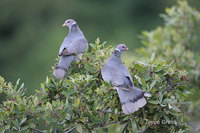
117, 86, 147, 115
53, 55, 75, 79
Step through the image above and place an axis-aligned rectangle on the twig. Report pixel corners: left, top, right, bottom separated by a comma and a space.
64, 126, 76, 133
31, 128, 46, 133
164, 83, 179, 93
142, 127, 151, 133
98, 106, 109, 115
149, 66, 153, 77
108, 120, 118, 125
122, 121, 128, 133
99, 95, 102, 106
52, 111, 61, 119
65, 65, 76, 78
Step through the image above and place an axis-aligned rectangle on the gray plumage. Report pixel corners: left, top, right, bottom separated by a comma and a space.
53, 19, 88, 79
101, 44, 146, 115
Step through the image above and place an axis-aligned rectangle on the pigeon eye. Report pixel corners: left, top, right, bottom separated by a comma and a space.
122, 46, 125, 48
67, 21, 70, 23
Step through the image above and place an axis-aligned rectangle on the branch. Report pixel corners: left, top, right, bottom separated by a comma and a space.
31, 128, 46, 133
98, 106, 109, 115
122, 121, 128, 133
149, 66, 153, 77
142, 127, 151, 133
64, 126, 76, 133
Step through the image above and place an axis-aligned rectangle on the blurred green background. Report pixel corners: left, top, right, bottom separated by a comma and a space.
0, 0, 200, 94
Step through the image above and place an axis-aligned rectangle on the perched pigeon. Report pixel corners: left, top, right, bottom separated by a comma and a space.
101, 44, 146, 115
53, 19, 88, 79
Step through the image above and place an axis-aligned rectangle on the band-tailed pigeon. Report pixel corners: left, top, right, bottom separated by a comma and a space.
53, 19, 88, 79
101, 44, 146, 115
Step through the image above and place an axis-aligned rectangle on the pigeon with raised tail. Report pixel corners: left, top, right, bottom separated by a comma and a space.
101, 44, 147, 115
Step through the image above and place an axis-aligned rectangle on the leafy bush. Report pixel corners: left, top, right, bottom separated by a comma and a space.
136, 0, 200, 88
0, 39, 190, 132
135, 0, 200, 131
2, 0, 200, 132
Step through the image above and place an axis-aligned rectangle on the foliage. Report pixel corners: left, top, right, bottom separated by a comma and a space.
136, 0, 200, 88
0, 38, 190, 132
135, 0, 200, 131
1, 0, 200, 132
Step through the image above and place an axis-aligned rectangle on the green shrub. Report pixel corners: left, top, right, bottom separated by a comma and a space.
0, 39, 190, 132
2, 0, 200, 132
136, 0, 200, 88
135, 0, 200, 131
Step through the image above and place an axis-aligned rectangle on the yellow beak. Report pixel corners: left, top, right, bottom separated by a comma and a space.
62, 23, 66, 27
126, 48, 129, 51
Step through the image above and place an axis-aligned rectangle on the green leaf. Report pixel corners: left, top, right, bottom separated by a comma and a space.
103, 112, 110, 122
149, 80, 156, 90
65, 98, 69, 109
148, 99, 158, 104
20, 117, 27, 125
153, 112, 160, 120
13, 106, 21, 114
162, 99, 172, 104
78, 117, 88, 123
178, 86, 188, 90
163, 114, 170, 121
141, 78, 147, 87
14, 79, 20, 90
62, 89, 76, 96
168, 110, 178, 116
46, 102, 53, 111
33, 97, 39, 106
74, 99, 80, 107
158, 92, 163, 103
90, 43, 96, 50
134, 64, 147, 73
5, 124, 10, 130
12, 119, 20, 129
21, 124, 30, 131
151, 52, 155, 63
76, 124, 83, 133
0, 128, 5, 133
95, 37, 100, 45
177, 90, 188, 98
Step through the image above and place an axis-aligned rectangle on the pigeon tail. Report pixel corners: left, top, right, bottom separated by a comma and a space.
53, 55, 75, 79
117, 86, 146, 115
53, 68, 66, 79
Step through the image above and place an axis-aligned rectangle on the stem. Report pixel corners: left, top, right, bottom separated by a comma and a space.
64, 127, 76, 133
149, 66, 153, 77
142, 127, 151, 133
122, 121, 128, 133
31, 128, 46, 133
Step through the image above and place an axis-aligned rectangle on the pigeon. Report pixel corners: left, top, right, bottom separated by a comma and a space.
101, 44, 147, 115
53, 19, 88, 79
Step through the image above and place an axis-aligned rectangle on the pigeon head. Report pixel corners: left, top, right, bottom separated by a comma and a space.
114, 44, 128, 57
115, 44, 128, 52
62, 19, 77, 28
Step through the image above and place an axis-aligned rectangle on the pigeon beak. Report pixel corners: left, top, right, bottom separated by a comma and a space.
62, 23, 66, 27
126, 48, 129, 51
